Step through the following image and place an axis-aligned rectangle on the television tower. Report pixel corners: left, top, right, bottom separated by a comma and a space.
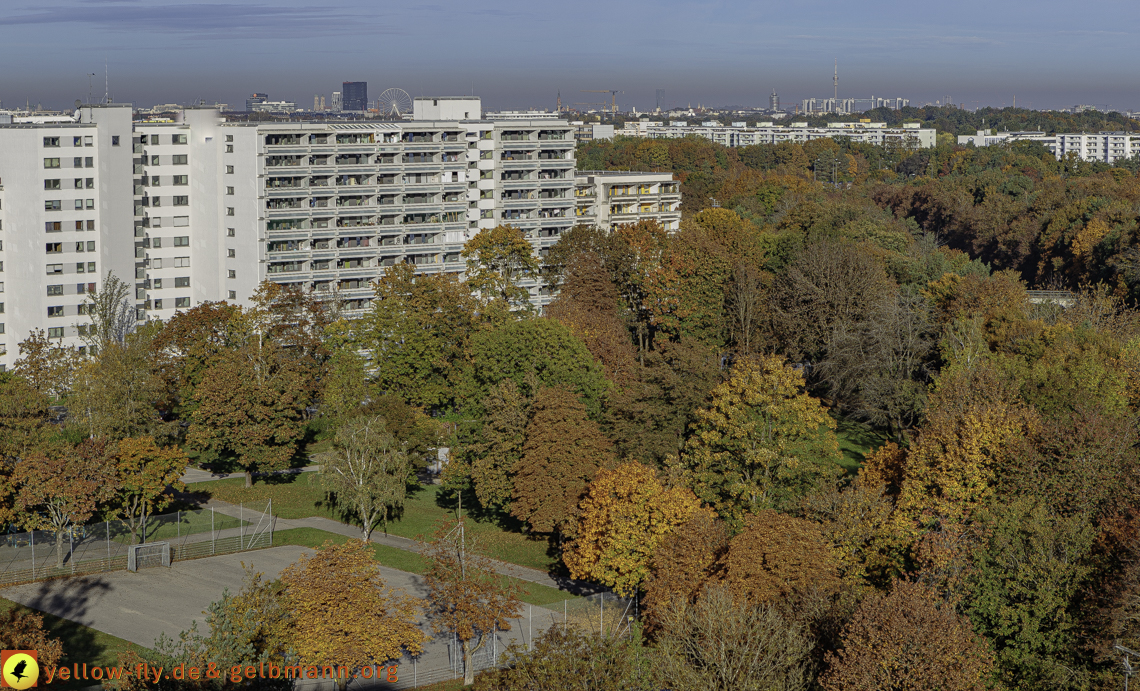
833, 59, 838, 102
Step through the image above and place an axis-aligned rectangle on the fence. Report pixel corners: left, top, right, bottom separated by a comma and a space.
0, 501, 274, 587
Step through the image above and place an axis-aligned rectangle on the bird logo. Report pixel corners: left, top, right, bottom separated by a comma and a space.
1, 651, 39, 690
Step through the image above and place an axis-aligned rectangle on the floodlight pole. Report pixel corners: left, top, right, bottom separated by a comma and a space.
1117, 643, 1139, 691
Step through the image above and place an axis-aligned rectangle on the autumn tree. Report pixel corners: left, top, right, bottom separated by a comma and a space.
14, 328, 82, 400
319, 346, 370, 424
563, 461, 700, 596
15, 440, 117, 567
281, 540, 424, 690
674, 354, 842, 526
820, 580, 993, 691
474, 625, 653, 691
511, 386, 616, 536
423, 518, 523, 685
319, 415, 411, 541
112, 436, 189, 544
449, 379, 531, 512
652, 585, 814, 691
0, 372, 51, 463
151, 301, 242, 419
81, 271, 137, 352
69, 324, 163, 441
202, 565, 293, 687
643, 508, 730, 630
0, 608, 64, 670
800, 479, 900, 588
462, 224, 541, 312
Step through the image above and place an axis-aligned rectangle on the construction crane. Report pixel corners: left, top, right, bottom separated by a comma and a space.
581, 90, 623, 114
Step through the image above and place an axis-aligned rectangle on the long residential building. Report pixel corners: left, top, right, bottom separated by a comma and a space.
0, 99, 680, 369
957, 129, 1140, 163
619, 120, 936, 149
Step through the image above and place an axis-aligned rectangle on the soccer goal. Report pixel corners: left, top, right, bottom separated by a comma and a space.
127, 542, 171, 572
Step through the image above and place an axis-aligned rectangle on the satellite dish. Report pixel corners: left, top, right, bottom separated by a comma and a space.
74, 99, 82, 109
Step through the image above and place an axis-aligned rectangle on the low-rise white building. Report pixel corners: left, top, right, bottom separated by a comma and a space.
627, 121, 936, 150
957, 129, 1140, 164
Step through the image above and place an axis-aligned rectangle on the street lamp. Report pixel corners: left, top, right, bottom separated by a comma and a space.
1117, 643, 1139, 691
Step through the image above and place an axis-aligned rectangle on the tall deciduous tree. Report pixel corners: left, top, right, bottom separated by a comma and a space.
0, 609, 64, 670
643, 508, 730, 631
201, 566, 293, 688
451, 379, 531, 512
81, 271, 137, 352
820, 580, 993, 691
474, 625, 654, 691
15, 440, 117, 567
563, 461, 700, 596
69, 324, 163, 441
674, 354, 841, 526
462, 224, 541, 312
423, 518, 522, 685
14, 328, 82, 400
281, 540, 424, 690
0, 373, 52, 527
511, 386, 616, 536
319, 416, 411, 541
112, 436, 189, 545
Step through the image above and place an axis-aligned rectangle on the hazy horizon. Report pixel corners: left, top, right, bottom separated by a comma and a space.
2, 0, 1138, 114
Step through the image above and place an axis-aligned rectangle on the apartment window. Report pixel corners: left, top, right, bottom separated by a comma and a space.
74, 178, 83, 188
225, 135, 233, 142
226, 186, 234, 195
173, 175, 188, 185
173, 155, 188, 165
75, 242, 85, 253
86, 178, 94, 189
225, 165, 234, 174
76, 283, 88, 294
46, 243, 62, 254
87, 261, 96, 272
227, 270, 236, 279
150, 135, 159, 145
225, 145, 234, 153
173, 134, 187, 144
74, 200, 83, 210
155, 278, 165, 289
47, 327, 64, 339
227, 249, 236, 258
86, 241, 95, 252
173, 236, 189, 246
174, 257, 190, 268
85, 157, 93, 168
46, 222, 61, 232
227, 228, 235, 237
47, 264, 63, 275
44, 137, 60, 147
86, 220, 95, 231
112, 135, 120, 146
153, 258, 162, 269
226, 207, 235, 216
151, 176, 161, 187
175, 277, 189, 287
173, 196, 189, 206
151, 155, 160, 165
44, 179, 60, 190
45, 200, 61, 211
153, 237, 162, 248
175, 297, 190, 308
86, 199, 94, 209
228, 290, 236, 300
73, 136, 82, 147
47, 306, 64, 317
154, 299, 163, 310
0, 304, 3, 314
84, 136, 92, 147
44, 158, 60, 169
75, 263, 84, 274
47, 285, 63, 296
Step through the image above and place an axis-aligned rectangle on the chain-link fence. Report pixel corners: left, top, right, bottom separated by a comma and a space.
0, 501, 274, 587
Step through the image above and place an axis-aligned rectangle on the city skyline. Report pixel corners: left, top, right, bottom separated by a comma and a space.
2, 0, 1139, 113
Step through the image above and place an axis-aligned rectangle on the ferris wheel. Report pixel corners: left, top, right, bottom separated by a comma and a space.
379, 88, 413, 118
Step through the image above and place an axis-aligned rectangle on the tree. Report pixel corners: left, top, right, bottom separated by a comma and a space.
652, 585, 814, 691
202, 565, 293, 687
281, 540, 425, 691
462, 224, 541, 312
0, 372, 50, 463
423, 518, 523, 685
151, 301, 243, 419
319, 346, 370, 423
800, 479, 901, 589
0, 608, 64, 670
474, 625, 653, 691
14, 328, 81, 400
319, 416, 411, 541
820, 580, 993, 691
643, 508, 730, 631
81, 271, 137, 352
674, 355, 842, 526
511, 386, 616, 536
451, 379, 530, 512
113, 437, 189, 545
563, 461, 700, 596
69, 324, 163, 441
15, 440, 117, 567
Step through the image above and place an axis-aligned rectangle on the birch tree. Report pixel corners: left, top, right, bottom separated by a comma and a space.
319, 416, 411, 541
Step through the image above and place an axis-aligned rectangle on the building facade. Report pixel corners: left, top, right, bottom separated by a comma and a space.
575, 172, 680, 232
957, 129, 1140, 164
622, 121, 936, 149
342, 82, 367, 112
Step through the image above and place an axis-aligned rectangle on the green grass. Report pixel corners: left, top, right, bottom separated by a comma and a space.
0, 597, 144, 690
834, 415, 888, 474
271, 527, 573, 607
195, 476, 559, 572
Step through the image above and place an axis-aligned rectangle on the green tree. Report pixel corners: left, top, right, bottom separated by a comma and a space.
319, 415, 411, 540
112, 436, 189, 544
462, 224, 541, 312
450, 379, 531, 512
13, 328, 81, 400
674, 355, 841, 526
474, 625, 654, 691
69, 324, 163, 441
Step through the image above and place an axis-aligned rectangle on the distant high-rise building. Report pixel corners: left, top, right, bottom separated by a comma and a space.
246, 93, 268, 112
342, 82, 367, 111
769, 90, 779, 111
320, 95, 326, 110
313, 95, 320, 111
331, 91, 342, 112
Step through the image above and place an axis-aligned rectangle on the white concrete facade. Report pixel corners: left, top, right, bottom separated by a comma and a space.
619, 121, 936, 150
957, 129, 1140, 164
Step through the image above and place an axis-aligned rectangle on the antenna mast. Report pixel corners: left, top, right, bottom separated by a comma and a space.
833, 59, 838, 103
103, 60, 109, 104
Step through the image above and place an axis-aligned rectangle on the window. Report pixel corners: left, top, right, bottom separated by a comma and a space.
75, 263, 84, 273
74, 178, 83, 188
225, 135, 233, 142
226, 186, 234, 195
173, 236, 189, 246
86, 199, 94, 210
151, 155, 160, 165
75, 242, 85, 253
44, 158, 60, 168
226, 165, 234, 174
85, 157, 93, 168
173, 175, 188, 185
45, 200, 61, 211
45, 222, 61, 232
174, 257, 190, 268
153, 237, 162, 248
227, 270, 236, 279
0, 304, 3, 314
86, 178, 94, 189
226, 207, 235, 216
47, 306, 64, 317
227, 249, 235, 258
225, 145, 234, 153
152, 258, 162, 269
154, 299, 163, 310
173, 134, 187, 144
87, 261, 96, 272
47, 285, 63, 296
175, 297, 190, 308
112, 135, 120, 146
151, 176, 161, 187
75, 220, 84, 231
86, 241, 95, 252
87, 220, 95, 231
153, 278, 162, 289
73, 137, 82, 147
173, 155, 188, 165
227, 228, 235, 237
150, 135, 159, 145
173, 196, 188, 206
173, 216, 189, 227
44, 137, 60, 147
175, 277, 189, 287
48, 327, 64, 339
77, 283, 91, 294
84, 136, 92, 147
75, 200, 83, 210
44, 179, 60, 190
45, 243, 62, 254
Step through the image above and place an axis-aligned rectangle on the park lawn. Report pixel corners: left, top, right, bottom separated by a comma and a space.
271, 527, 572, 607
200, 476, 559, 572
0, 597, 145, 690
833, 415, 888, 474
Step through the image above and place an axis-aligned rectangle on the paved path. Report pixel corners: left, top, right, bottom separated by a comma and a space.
181, 465, 321, 484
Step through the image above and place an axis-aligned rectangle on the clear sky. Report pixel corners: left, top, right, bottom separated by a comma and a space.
2, 0, 1138, 113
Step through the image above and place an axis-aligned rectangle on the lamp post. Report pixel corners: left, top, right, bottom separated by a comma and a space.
1116, 643, 1139, 691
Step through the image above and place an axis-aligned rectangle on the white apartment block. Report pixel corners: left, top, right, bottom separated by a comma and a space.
0, 100, 677, 369
619, 121, 936, 150
957, 129, 1140, 164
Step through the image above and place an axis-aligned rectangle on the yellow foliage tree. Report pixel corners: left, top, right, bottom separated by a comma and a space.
281, 541, 424, 690
563, 461, 700, 596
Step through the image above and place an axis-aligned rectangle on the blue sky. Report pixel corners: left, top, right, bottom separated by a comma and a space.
2, 0, 1138, 112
